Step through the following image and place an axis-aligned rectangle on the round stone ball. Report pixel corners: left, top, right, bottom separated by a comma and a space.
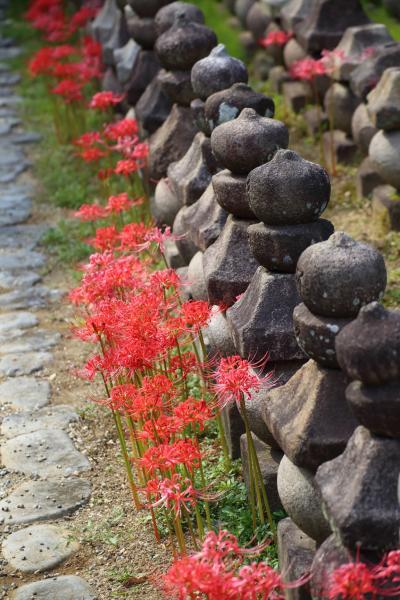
205, 82, 275, 133
296, 232, 387, 318
212, 170, 255, 219
155, 14, 217, 71
191, 44, 248, 101
336, 301, 400, 385
247, 149, 331, 225
155, 1, 204, 36
210, 107, 288, 175
129, 0, 172, 19
369, 129, 400, 190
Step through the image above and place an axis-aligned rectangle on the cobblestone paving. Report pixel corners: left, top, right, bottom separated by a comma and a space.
0, 2, 96, 597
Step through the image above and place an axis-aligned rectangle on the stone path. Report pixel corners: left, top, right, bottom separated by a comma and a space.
0, 5, 96, 598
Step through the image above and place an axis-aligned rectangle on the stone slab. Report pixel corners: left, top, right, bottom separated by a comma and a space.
278, 518, 315, 600
2, 524, 79, 573
0, 478, 91, 526
0, 116, 20, 136
12, 576, 97, 600
0, 351, 52, 376
1, 405, 78, 438
0, 271, 41, 289
0, 47, 21, 60
0, 330, 60, 354
0, 196, 32, 226
0, 377, 50, 411
0, 250, 45, 271
0, 312, 38, 335
0, 72, 20, 86
0, 226, 48, 250
9, 131, 42, 145
1, 429, 90, 477
0, 286, 62, 310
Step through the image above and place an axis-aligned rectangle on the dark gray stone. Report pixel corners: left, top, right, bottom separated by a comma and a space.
9, 131, 42, 145
248, 221, 334, 274
356, 157, 385, 199
0, 478, 91, 526
316, 426, 400, 551
293, 303, 350, 368
283, 38, 307, 70
3, 524, 79, 573
212, 170, 255, 219
1, 429, 91, 478
281, 0, 313, 32
324, 83, 360, 135
190, 98, 209, 135
282, 81, 312, 114
1, 405, 78, 438
248, 150, 331, 226
129, 0, 172, 18
269, 66, 292, 94
367, 67, 400, 130
101, 67, 123, 95
102, 9, 129, 67
155, 14, 217, 71
187, 251, 207, 301
151, 177, 181, 226
0, 377, 50, 411
154, 2, 204, 36
372, 184, 400, 231
263, 359, 357, 471
168, 133, 218, 206
114, 39, 140, 84
186, 183, 228, 251
127, 16, 157, 50
246, 2, 272, 40
310, 535, 359, 600
12, 576, 96, 600
336, 302, 400, 386
148, 104, 197, 180
370, 129, 400, 189
384, 0, 400, 19
203, 215, 258, 307
124, 50, 161, 105
211, 108, 288, 175
304, 107, 328, 138
227, 267, 305, 361
205, 82, 275, 134
173, 206, 198, 264
277, 518, 315, 600
296, 232, 387, 318
240, 433, 283, 513
191, 44, 248, 101
158, 69, 195, 106
135, 75, 172, 134
322, 130, 358, 169
234, 0, 256, 25
91, 0, 121, 46
295, 0, 370, 54
351, 103, 377, 155
163, 239, 186, 268
333, 24, 393, 82
350, 42, 400, 100
277, 455, 331, 543
346, 380, 400, 438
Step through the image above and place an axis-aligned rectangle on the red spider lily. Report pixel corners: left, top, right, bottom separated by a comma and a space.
232, 562, 284, 599
105, 193, 142, 215
28, 45, 77, 77
290, 58, 327, 81
88, 225, 120, 251
89, 91, 126, 111
137, 414, 183, 444
140, 226, 184, 254
74, 203, 107, 222
138, 439, 202, 475
258, 30, 292, 48
149, 268, 181, 291
118, 222, 151, 251
328, 562, 376, 600
51, 79, 83, 103
163, 554, 235, 600
145, 474, 196, 517
181, 300, 212, 333
69, 6, 97, 32
104, 118, 139, 141
97, 167, 114, 180
114, 159, 139, 177
320, 49, 346, 75
377, 550, 400, 583
173, 397, 213, 431
132, 142, 149, 161
214, 355, 274, 409
78, 36, 103, 82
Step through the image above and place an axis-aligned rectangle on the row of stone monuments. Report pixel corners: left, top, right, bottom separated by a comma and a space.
89, 1, 399, 597
224, 0, 400, 231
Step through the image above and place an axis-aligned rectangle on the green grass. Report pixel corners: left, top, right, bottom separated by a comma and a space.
362, 0, 400, 40
190, 0, 247, 61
